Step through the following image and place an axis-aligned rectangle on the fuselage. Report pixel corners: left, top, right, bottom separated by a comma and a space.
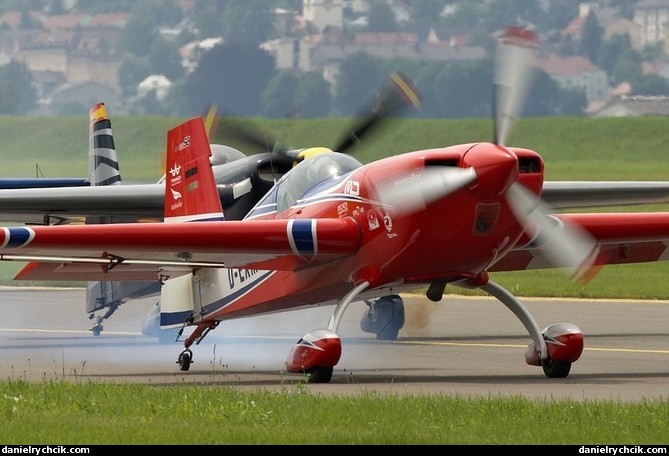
198, 144, 545, 322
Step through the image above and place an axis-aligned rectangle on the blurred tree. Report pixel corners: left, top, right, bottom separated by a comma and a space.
221, 0, 275, 45
74, 0, 133, 13
0, 81, 19, 114
442, 1, 485, 28
261, 70, 299, 118
131, 0, 183, 27
598, 33, 631, 76
631, 73, 669, 96
578, 10, 603, 63
525, 70, 586, 117
539, 0, 581, 30
118, 54, 151, 98
406, 0, 449, 25
412, 61, 445, 118
336, 52, 384, 116
0, 60, 36, 114
192, 0, 227, 38
295, 72, 333, 118
367, 0, 399, 32
611, 49, 643, 86
116, 15, 158, 58
147, 36, 186, 81
434, 59, 492, 118
182, 42, 276, 116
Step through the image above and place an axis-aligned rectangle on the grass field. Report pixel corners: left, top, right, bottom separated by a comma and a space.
0, 380, 667, 444
2, 115, 669, 444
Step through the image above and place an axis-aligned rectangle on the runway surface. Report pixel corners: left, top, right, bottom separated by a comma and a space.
0, 287, 668, 401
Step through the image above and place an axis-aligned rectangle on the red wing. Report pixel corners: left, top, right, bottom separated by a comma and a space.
2, 218, 363, 282
490, 212, 669, 272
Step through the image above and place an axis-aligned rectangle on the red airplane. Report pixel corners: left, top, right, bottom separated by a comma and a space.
2, 26, 669, 383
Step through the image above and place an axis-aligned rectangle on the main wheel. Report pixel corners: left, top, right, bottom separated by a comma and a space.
178, 350, 192, 371
542, 358, 571, 378
91, 324, 102, 336
360, 295, 405, 341
305, 366, 333, 383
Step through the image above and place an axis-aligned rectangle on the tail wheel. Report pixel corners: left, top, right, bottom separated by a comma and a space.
542, 358, 571, 378
177, 349, 192, 371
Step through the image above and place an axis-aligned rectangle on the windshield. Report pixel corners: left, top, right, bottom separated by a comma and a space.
275, 151, 362, 213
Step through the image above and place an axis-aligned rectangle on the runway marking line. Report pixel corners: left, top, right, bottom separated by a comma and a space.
398, 340, 669, 355
2, 328, 668, 355
0, 328, 140, 336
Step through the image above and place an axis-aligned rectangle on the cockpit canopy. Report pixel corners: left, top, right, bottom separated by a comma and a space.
248, 150, 362, 217
276, 151, 362, 213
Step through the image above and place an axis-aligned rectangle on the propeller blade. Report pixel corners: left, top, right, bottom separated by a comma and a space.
493, 26, 539, 147
376, 167, 477, 216
333, 71, 422, 153
506, 182, 599, 280
219, 116, 296, 157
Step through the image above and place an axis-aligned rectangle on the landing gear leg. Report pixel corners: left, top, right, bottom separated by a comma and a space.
480, 280, 583, 378
286, 282, 370, 383
480, 280, 548, 364
88, 300, 120, 336
176, 320, 219, 371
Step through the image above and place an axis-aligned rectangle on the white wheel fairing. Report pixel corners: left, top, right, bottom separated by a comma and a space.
285, 329, 342, 373
525, 323, 583, 366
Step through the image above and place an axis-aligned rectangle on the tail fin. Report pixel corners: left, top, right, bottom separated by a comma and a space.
164, 117, 224, 223
88, 102, 121, 186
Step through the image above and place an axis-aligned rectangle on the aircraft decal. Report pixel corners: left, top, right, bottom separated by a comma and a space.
197, 269, 276, 319
0, 226, 35, 249
287, 219, 317, 257
185, 166, 199, 192
368, 210, 380, 230
296, 192, 366, 208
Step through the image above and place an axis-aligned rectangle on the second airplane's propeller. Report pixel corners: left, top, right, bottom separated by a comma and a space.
332, 71, 422, 153
220, 71, 423, 161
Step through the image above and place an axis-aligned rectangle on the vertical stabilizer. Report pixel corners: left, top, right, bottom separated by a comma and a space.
164, 117, 224, 223
88, 102, 121, 186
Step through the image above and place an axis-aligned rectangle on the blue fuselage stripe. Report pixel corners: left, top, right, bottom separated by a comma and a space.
291, 219, 314, 255
7, 227, 32, 248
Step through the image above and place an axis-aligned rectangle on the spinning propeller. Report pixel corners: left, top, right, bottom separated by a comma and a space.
220, 71, 423, 160
378, 26, 598, 279
492, 26, 598, 279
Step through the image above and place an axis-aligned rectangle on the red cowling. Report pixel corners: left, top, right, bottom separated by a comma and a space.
285, 329, 342, 373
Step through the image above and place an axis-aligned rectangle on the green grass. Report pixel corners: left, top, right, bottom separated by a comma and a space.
3, 115, 669, 181
0, 379, 667, 444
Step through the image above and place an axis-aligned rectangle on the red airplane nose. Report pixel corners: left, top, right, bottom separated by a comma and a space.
462, 143, 518, 200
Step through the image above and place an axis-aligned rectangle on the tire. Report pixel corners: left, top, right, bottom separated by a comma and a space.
360, 295, 405, 341
305, 366, 333, 383
178, 350, 192, 372
543, 359, 571, 378
376, 295, 405, 341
